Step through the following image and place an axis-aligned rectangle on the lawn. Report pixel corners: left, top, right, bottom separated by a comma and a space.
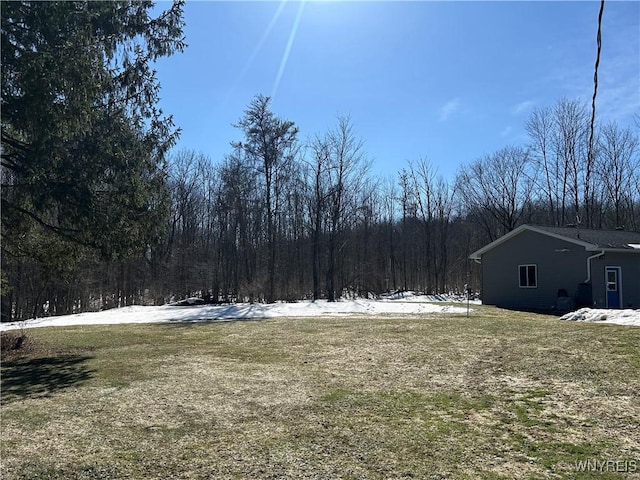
1, 306, 639, 479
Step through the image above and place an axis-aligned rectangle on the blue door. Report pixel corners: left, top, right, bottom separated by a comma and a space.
606, 267, 621, 309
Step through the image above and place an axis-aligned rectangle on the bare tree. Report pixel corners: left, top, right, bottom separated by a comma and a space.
234, 95, 298, 302
326, 117, 372, 300
551, 98, 590, 225
526, 106, 559, 224
305, 116, 371, 300
380, 177, 399, 292
166, 149, 206, 298
407, 159, 435, 293
596, 122, 639, 229
455, 146, 536, 240
403, 159, 455, 293
306, 134, 332, 300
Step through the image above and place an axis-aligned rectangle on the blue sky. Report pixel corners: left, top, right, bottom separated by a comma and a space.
153, 1, 640, 180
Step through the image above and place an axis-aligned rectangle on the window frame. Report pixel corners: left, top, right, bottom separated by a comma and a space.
518, 264, 537, 288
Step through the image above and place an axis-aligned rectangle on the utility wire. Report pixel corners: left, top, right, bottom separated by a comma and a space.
585, 0, 605, 226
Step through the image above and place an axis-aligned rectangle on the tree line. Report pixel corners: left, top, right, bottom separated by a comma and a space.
2, 2, 639, 321
4, 93, 638, 321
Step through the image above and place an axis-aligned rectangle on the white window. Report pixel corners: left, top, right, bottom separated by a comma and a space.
519, 264, 537, 288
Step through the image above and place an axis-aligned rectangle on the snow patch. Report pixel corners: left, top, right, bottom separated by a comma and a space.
380, 291, 481, 304
0, 297, 470, 331
560, 308, 640, 326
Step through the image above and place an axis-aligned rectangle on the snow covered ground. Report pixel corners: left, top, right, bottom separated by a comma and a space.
559, 308, 640, 327
1, 294, 637, 331
0, 294, 472, 331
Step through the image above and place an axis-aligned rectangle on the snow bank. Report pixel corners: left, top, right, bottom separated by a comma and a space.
380, 291, 481, 304
0, 297, 470, 331
560, 308, 640, 327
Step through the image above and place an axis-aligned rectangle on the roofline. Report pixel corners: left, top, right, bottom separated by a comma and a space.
468, 224, 597, 260
597, 247, 640, 253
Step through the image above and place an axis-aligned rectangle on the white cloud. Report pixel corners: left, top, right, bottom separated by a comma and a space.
544, 7, 639, 126
500, 126, 513, 137
438, 97, 461, 122
597, 49, 640, 121
597, 7, 640, 121
512, 100, 534, 115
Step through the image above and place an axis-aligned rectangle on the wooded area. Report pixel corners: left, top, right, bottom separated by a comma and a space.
2, 2, 639, 321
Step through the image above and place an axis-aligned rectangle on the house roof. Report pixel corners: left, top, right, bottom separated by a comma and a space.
533, 225, 640, 250
469, 224, 640, 260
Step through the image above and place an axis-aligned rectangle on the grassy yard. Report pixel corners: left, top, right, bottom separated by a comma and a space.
1, 306, 639, 479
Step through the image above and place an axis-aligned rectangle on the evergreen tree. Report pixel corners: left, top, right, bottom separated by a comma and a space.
1, 1, 185, 265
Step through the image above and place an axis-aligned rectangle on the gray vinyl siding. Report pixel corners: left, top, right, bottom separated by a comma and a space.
481, 230, 589, 310
591, 253, 640, 308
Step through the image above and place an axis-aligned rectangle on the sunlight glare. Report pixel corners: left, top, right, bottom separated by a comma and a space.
271, 0, 306, 99
241, 0, 288, 80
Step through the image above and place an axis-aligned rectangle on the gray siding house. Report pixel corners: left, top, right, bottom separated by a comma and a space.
469, 225, 640, 311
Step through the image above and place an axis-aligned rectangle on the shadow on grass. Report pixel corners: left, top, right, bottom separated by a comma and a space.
1, 355, 94, 405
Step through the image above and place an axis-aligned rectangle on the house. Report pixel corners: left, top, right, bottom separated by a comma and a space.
469, 225, 640, 311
